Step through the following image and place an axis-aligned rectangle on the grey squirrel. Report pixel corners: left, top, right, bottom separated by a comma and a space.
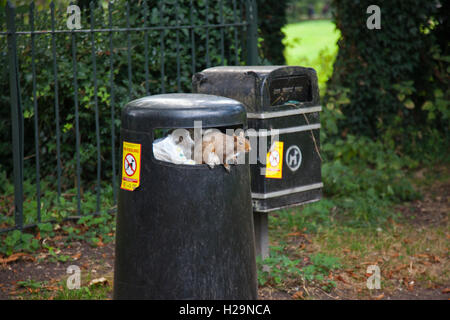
198, 129, 251, 171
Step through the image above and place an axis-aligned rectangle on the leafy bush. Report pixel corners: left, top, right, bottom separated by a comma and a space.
0, 0, 246, 187
256, 246, 302, 286
326, 0, 449, 145
257, 0, 289, 64
0, 229, 39, 256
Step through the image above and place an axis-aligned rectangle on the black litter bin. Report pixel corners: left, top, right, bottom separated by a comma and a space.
193, 66, 323, 258
113, 93, 257, 300
192, 66, 323, 212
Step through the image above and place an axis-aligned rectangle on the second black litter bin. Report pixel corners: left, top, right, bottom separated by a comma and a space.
113, 93, 257, 300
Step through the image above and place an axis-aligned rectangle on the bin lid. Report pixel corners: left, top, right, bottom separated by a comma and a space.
193, 66, 320, 112
122, 93, 247, 131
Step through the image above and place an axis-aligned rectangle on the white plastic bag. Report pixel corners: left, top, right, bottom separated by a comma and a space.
152, 129, 196, 165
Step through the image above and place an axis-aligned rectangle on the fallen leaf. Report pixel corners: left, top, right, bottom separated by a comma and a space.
335, 274, 349, 284
373, 293, 384, 300
96, 238, 105, 247
402, 277, 415, 291
420, 261, 431, 266
345, 270, 359, 279
43, 286, 60, 292
385, 270, 394, 279
431, 255, 441, 263
287, 232, 303, 237
0, 253, 35, 264
89, 277, 108, 287
393, 264, 408, 272
292, 291, 304, 300
71, 252, 82, 260
36, 253, 48, 260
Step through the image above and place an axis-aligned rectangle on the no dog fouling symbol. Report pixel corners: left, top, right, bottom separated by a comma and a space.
124, 154, 137, 176
121, 141, 141, 191
265, 141, 283, 179
269, 150, 280, 167
286, 145, 302, 172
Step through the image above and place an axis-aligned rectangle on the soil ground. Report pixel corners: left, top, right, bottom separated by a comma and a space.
0, 167, 448, 300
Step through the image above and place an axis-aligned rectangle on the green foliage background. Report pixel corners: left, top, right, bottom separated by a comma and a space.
263, 2, 449, 288
256, 0, 289, 64
0, 0, 246, 189
326, 0, 449, 150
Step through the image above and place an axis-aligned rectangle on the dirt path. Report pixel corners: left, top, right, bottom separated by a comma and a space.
0, 239, 115, 299
259, 166, 450, 300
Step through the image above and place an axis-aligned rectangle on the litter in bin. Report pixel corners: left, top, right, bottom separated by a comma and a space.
153, 128, 251, 171
153, 129, 196, 165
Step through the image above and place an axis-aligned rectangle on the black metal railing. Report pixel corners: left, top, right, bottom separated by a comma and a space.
0, 0, 258, 233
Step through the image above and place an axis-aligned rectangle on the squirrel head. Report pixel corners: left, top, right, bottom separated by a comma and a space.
234, 131, 251, 153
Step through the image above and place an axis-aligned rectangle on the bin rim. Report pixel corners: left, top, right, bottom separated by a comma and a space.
121, 93, 247, 131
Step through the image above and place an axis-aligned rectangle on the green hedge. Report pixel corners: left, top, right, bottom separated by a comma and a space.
257, 0, 289, 64
326, 0, 449, 143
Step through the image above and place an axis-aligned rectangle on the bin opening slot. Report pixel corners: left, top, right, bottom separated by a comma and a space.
269, 75, 312, 106
152, 126, 250, 170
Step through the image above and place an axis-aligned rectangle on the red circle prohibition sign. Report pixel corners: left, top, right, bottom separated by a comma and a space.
269, 150, 280, 167
124, 153, 137, 176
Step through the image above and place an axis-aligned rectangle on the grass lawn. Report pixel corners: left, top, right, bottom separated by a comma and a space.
282, 20, 340, 92
282, 19, 340, 66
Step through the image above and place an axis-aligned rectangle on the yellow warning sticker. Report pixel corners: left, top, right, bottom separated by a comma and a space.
121, 141, 141, 191
265, 141, 283, 179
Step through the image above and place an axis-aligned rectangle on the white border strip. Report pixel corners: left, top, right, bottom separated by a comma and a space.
253, 198, 321, 213
252, 182, 324, 199
247, 106, 322, 119
247, 123, 321, 137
